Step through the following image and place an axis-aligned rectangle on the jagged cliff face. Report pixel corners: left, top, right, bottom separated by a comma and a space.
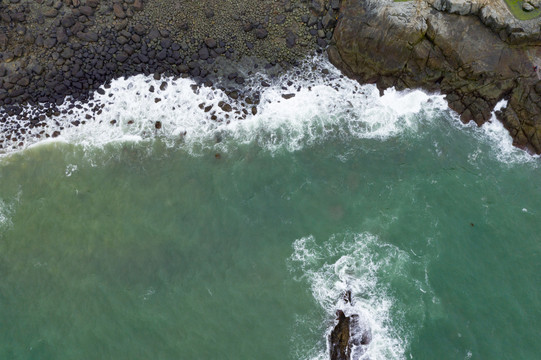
329, 0, 541, 154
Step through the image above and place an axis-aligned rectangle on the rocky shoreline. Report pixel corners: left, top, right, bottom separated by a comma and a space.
2, 0, 541, 155
0, 0, 339, 151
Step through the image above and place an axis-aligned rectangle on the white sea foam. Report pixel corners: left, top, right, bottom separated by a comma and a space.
457, 99, 539, 165
0, 57, 447, 157
65, 164, 78, 177
0, 199, 12, 231
289, 232, 417, 360
1, 56, 537, 164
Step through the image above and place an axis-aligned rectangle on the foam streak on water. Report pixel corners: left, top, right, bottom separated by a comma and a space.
289, 233, 413, 360
0, 190, 21, 233
0, 199, 11, 231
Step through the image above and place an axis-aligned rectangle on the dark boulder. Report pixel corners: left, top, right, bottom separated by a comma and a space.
116, 52, 129, 62
133, 0, 144, 11
322, 11, 337, 29
317, 38, 328, 48
42, 8, 58, 18
43, 37, 57, 49
255, 28, 268, 39
70, 22, 85, 34
0, 33, 7, 51
60, 47, 74, 59
133, 23, 146, 35
160, 38, 172, 49
11, 12, 25, 22
218, 101, 232, 112
156, 49, 167, 61
113, 4, 126, 19
275, 14, 286, 24
286, 31, 296, 48
56, 27, 68, 44
199, 47, 209, 60
76, 31, 98, 42
17, 76, 30, 87
205, 38, 217, 49
330, 0, 341, 10
147, 28, 160, 40
79, 5, 94, 16
310, 0, 326, 16
307, 15, 318, 26
1, 13, 12, 23
30, 64, 44, 75
116, 35, 129, 45
87, 0, 99, 8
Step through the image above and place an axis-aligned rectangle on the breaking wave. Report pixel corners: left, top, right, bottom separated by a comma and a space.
1, 57, 447, 157
1, 56, 536, 165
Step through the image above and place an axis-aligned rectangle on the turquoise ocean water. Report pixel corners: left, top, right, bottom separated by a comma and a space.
1, 60, 540, 359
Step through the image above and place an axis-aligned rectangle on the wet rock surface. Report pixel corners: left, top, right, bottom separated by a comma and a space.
329, 0, 541, 154
0, 0, 341, 152
330, 310, 351, 360
329, 291, 372, 360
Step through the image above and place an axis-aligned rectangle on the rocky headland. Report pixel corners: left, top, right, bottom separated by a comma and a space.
329, 0, 541, 154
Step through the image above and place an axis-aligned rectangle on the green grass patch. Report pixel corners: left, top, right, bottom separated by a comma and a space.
502, 0, 540, 20
393, 0, 540, 20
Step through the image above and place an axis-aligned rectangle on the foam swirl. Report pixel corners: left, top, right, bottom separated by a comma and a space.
289, 232, 420, 360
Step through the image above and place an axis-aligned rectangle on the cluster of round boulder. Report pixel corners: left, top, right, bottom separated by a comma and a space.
0, 0, 343, 151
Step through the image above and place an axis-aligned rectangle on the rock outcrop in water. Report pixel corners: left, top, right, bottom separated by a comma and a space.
329, 0, 541, 154
329, 291, 372, 360
330, 310, 353, 360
